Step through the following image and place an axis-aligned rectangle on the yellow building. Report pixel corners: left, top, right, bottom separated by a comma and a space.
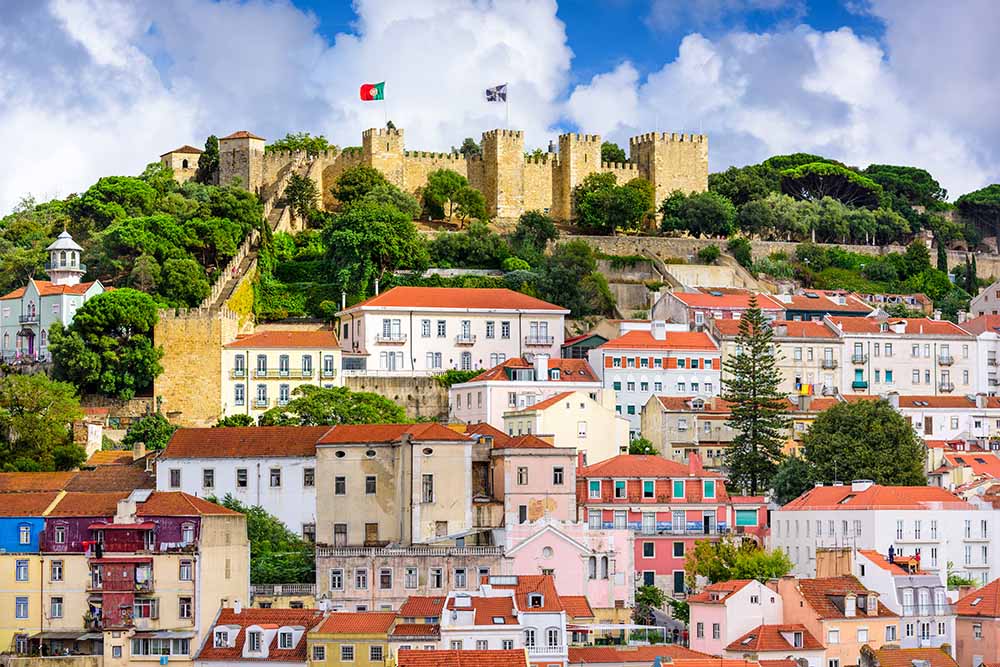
307, 612, 396, 667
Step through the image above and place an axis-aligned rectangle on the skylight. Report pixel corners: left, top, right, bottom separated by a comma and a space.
971, 597, 983, 606
492, 616, 506, 624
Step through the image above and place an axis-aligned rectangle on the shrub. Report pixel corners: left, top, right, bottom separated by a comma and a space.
697, 244, 721, 264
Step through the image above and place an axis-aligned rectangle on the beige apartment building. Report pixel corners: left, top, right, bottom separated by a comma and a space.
639, 395, 735, 468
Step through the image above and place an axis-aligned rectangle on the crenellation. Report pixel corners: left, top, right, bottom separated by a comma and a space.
361, 127, 404, 139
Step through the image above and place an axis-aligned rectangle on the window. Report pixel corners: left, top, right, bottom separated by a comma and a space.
131, 638, 189, 657
15, 597, 28, 619
436, 320, 446, 337
885, 625, 897, 641
405, 567, 417, 589
365, 475, 377, 494
974, 623, 983, 639
236, 468, 248, 488
455, 568, 468, 588
695, 623, 704, 638
502, 640, 514, 650
379, 568, 393, 589
546, 627, 560, 648
430, 568, 443, 588
642, 542, 654, 558
133, 598, 158, 619
460, 351, 472, 370
553, 467, 564, 485
18, 524, 30, 545
313, 646, 326, 661
15, 560, 28, 581
673, 480, 684, 498
857, 628, 868, 642
169, 468, 181, 488
703, 480, 715, 498
301, 467, 315, 487
485, 321, 495, 338
50, 596, 63, 619
643, 480, 655, 498
673, 542, 684, 557
370, 646, 383, 662
421, 474, 435, 503
449, 641, 464, 650
421, 319, 431, 337
50, 560, 63, 582
179, 560, 193, 581
279, 383, 290, 405
827, 629, 839, 644
335, 476, 346, 495
614, 480, 626, 498
179, 597, 192, 619
501, 321, 511, 338
355, 568, 368, 589
202, 468, 215, 489
270, 468, 281, 487
341, 645, 355, 661
517, 467, 529, 485
712, 623, 720, 639
330, 568, 344, 590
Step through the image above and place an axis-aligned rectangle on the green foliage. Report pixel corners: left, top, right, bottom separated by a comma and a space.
763, 153, 842, 171
780, 162, 884, 208
946, 562, 977, 590
957, 184, 1000, 239
633, 585, 665, 625
628, 437, 657, 455
696, 244, 721, 264
282, 173, 319, 225
160, 258, 210, 306
215, 414, 256, 427
802, 399, 926, 485
863, 164, 947, 210
936, 242, 948, 272
139, 162, 178, 197
428, 221, 509, 269
666, 598, 689, 623
453, 186, 488, 224
0, 374, 84, 472
265, 132, 331, 158
502, 257, 531, 271
122, 413, 178, 451
727, 237, 753, 270
659, 190, 736, 238
573, 173, 649, 235
434, 369, 481, 388
537, 240, 616, 317
709, 164, 780, 206
423, 169, 471, 220
904, 239, 932, 275
685, 537, 792, 586
510, 211, 559, 265
601, 142, 627, 164
770, 455, 815, 505
331, 166, 389, 206
49, 289, 164, 400
0, 197, 67, 296
359, 183, 421, 220
259, 385, 407, 426
215, 495, 314, 584
195, 135, 219, 185
455, 138, 482, 159
722, 297, 790, 495
68, 176, 159, 236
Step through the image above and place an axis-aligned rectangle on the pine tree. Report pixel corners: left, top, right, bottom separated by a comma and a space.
722, 295, 790, 495
936, 242, 947, 273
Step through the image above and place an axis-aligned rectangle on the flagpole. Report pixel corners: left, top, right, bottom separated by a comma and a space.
383, 83, 388, 128
505, 82, 510, 129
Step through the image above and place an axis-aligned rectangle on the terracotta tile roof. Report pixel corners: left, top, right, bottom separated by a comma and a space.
390, 623, 440, 638
347, 287, 567, 312
579, 454, 718, 479
828, 316, 972, 336
488, 574, 563, 612
782, 292, 872, 312
500, 435, 555, 449
781, 484, 969, 510
687, 580, 753, 604
317, 423, 470, 445
865, 647, 958, 667
399, 596, 446, 618
786, 397, 839, 412
670, 292, 784, 310
653, 396, 733, 413
796, 576, 896, 618
462, 423, 513, 448
896, 395, 977, 408
63, 464, 154, 492
224, 330, 339, 349
85, 451, 135, 466
312, 611, 397, 634
0, 472, 76, 493
942, 452, 1000, 479
0, 280, 98, 300
161, 426, 332, 459
0, 491, 61, 516
398, 649, 528, 667
221, 130, 265, 140
137, 492, 241, 516
197, 607, 322, 661
598, 330, 719, 351
758, 661, 797, 667
960, 314, 1000, 335
467, 358, 599, 383
857, 550, 925, 576
560, 595, 594, 619
955, 578, 1000, 617
730, 495, 766, 504
447, 595, 517, 625
567, 646, 707, 664
48, 492, 130, 517
713, 319, 837, 338
725, 624, 823, 652
160, 145, 204, 156
514, 391, 575, 412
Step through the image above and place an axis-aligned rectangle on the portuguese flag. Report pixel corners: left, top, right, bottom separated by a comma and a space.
360, 82, 385, 101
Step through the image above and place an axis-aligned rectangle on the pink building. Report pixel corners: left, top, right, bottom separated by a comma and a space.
575, 454, 767, 596
955, 578, 1000, 667
491, 435, 578, 527
688, 580, 783, 656
654, 291, 785, 329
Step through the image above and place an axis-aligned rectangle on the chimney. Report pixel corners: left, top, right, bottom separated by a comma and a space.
534, 353, 550, 381
851, 480, 874, 492
958, 584, 975, 600
374, 278, 380, 295
114, 496, 138, 524
798, 394, 812, 412
577, 451, 587, 469
688, 452, 704, 475
892, 321, 906, 334
775, 324, 788, 337
932, 309, 941, 321
958, 311, 968, 324
887, 392, 900, 409
651, 320, 667, 341
341, 291, 346, 311
234, 599, 242, 615
132, 441, 146, 461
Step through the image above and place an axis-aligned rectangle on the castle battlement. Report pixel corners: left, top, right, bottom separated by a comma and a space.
525, 154, 557, 165
263, 149, 308, 161
362, 127, 404, 139
403, 150, 468, 162
158, 306, 239, 321
482, 129, 524, 140
601, 161, 637, 171
630, 132, 707, 144
560, 132, 602, 143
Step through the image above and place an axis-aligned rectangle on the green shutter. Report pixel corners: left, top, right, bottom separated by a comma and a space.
735, 510, 758, 527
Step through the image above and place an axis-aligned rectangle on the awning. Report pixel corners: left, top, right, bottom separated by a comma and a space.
131, 631, 196, 639
76, 633, 103, 641
31, 631, 89, 640
88, 522, 156, 530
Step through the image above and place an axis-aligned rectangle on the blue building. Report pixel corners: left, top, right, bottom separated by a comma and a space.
0, 492, 59, 552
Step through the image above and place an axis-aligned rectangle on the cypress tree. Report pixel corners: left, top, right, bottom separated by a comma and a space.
965, 255, 973, 294
722, 295, 790, 495
936, 242, 948, 273
971, 254, 979, 295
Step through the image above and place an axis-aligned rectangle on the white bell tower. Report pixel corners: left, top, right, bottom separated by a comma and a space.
46, 231, 85, 286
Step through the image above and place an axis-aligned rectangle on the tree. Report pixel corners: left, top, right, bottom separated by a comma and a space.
455, 138, 482, 159
139, 162, 177, 197
215, 414, 255, 427
49, 288, 164, 399
434, 369, 482, 388
709, 164, 780, 207
122, 413, 178, 451
659, 191, 736, 238
195, 135, 219, 185
685, 536, 791, 586
727, 237, 753, 270
510, 210, 558, 265
573, 173, 618, 234
722, 296, 789, 495
331, 166, 389, 206
633, 585, 665, 625
601, 141, 627, 164
68, 176, 159, 234
763, 153, 841, 171
863, 164, 947, 209
802, 399, 926, 485
428, 221, 510, 269
628, 437, 658, 455
971, 254, 979, 295
780, 162, 883, 208
423, 169, 469, 219
956, 184, 1000, 242
770, 455, 815, 505
265, 132, 331, 158
215, 495, 314, 584
160, 258, 210, 307
129, 254, 161, 292
936, 242, 948, 273
736, 199, 777, 238
903, 240, 932, 277
453, 186, 488, 225
282, 173, 319, 225
697, 245, 721, 264
536, 240, 615, 317
259, 385, 407, 426
359, 183, 421, 220
0, 374, 84, 472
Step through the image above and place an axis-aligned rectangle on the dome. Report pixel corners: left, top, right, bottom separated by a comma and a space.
46, 230, 83, 252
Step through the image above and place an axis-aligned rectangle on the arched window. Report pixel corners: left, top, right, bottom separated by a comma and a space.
40, 330, 47, 347
523, 629, 535, 648
587, 556, 597, 580
2, 332, 8, 350
182, 159, 189, 169
600, 556, 609, 579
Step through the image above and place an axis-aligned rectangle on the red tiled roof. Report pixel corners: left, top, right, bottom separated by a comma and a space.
796, 576, 896, 618
730, 495, 766, 504
489, 574, 563, 612
670, 292, 784, 310
865, 647, 958, 667
462, 423, 514, 448
713, 319, 837, 338
598, 330, 719, 351
197, 607, 322, 661
857, 550, 925, 576
0, 472, 76, 493
224, 330, 339, 349
567, 646, 707, 664
781, 484, 969, 510
160, 145, 204, 156
312, 611, 397, 634
500, 435, 555, 449
759, 661, 797, 667
828, 316, 971, 336
161, 426, 332, 459
467, 358, 599, 383
447, 595, 517, 625
955, 578, 1000, 617
579, 454, 718, 479
0, 492, 60, 516
560, 595, 594, 619
221, 130, 265, 140
514, 391, 575, 412
782, 293, 871, 312
654, 396, 733, 412
317, 423, 471, 445
399, 596, 446, 618
687, 580, 753, 604
348, 287, 567, 312
137, 492, 240, 516
0, 280, 98, 300
47, 492, 130, 517
563, 333, 606, 346
63, 464, 154, 493
896, 395, 977, 408
725, 624, 823, 652
960, 314, 1000, 335
85, 451, 135, 466
398, 650, 527, 667
390, 623, 440, 638
942, 452, 1000, 479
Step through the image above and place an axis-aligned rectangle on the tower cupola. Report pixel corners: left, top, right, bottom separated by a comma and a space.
46, 231, 85, 286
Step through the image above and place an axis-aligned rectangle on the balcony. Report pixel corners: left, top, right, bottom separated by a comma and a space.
455, 334, 477, 345
852, 380, 868, 390
938, 354, 954, 366
18, 314, 38, 324
45, 261, 87, 273
527, 646, 566, 657
254, 398, 271, 409
940, 382, 955, 393
990, 378, 999, 387
375, 333, 407, 344
902, 604, 954, 616
321, 369, 337, 378
851, 353, 868, 364
821, 358, 838, 369
525, 335, 555, 346
989, 358, 999, 367
247, 368, 313, 379
231, 368, 246, 379
251, 583, 318, 597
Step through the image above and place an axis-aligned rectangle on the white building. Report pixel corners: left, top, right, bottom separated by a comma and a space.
588, 322, 721, 436
221, 329, 342, 418
969, 279, 1000, 318
771, 480, 999, 585
449, 355, 604, 429
888, 394, 1000, 441
959, 314, 1000, 395
157, 425, 332, 539
0, 231, 103, 361
336, 287, 568, 375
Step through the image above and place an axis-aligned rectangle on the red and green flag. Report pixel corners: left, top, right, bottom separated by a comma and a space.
360, 82, 385, 101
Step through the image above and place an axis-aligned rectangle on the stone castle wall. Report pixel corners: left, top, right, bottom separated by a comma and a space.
342, 375, 449, 421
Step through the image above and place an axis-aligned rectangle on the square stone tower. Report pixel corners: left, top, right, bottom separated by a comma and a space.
552, 133, 602, 220
481, 129, 525, 218
219, 130, 266, 193
362, 127, 405, 187
630, 132, 709, 205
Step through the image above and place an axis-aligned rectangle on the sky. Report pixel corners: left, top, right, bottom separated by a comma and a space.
2, 0, 1000, 215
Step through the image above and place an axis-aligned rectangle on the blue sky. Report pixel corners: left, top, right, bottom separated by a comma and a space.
2, 0, 999, 214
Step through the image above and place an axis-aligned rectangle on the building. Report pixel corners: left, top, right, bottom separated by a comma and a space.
958, 314, 1000, 395
887, 394, 1000, 441
219, 131, 266, 192
390, 596, 445, 656
723, 624, 825, 667
858, 292, 933, 316
307, 612, 396, 667
502, 391, 628, 465
337, 287, 568, 375
576, 454, 767, 596
776, 291, 873, 321
449, 356, 604, 430
652, 291, 785, 329
858, 646, 958, 667
710, 319, 843, 396
969, 279, 1000, 318
778, 576, 899, 667
195, 605, 323, 667
398, 649, 529, 667
221, 330, 342, 418
640, 396, 734, 468
589, 324, 721, 435
160, 145, 203, 185
561, 333, 608, 360
158, 426, 333, 539
954, 577, 1000, 667
0, 231, 104, 362
490, 435, 577, 527
688, 580, 783, 656
770, 480, 997, 584
565, 646, 710, 667
826, 316, 977, 396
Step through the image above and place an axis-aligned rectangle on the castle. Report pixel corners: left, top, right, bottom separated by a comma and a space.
161, 127, 709, 220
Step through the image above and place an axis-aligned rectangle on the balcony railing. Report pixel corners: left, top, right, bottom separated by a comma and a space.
938, 355, 954, 366
525, 335, 555, 346
527, 646, 566, 657
851, 353, 868, 364
852, 380, 869, 390
321, 369, 337, 378
316, 545, 504, 557
45, 261, 87, 272
902, 604, 954, 616
455, 334, 477, 345
375, 333, 407, 344
821, 358, 838, 369
254, 398, 271, 408
18, 314, 38, 324
247, 368, 313, 379
251, 583, 318, 597
635, 526, 729, 536
940, 382, 955, 393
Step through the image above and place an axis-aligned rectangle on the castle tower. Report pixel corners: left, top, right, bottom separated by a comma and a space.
552, 133, 602, 220
362, 128, 405, 188
159, 145, 203, 185
219, 130, 266, 193
629, 132, 709, 206
45, 231, 85, 286
481, 129, 525, 219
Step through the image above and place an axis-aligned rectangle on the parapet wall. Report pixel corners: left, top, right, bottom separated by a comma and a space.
342, 375, 448, 421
